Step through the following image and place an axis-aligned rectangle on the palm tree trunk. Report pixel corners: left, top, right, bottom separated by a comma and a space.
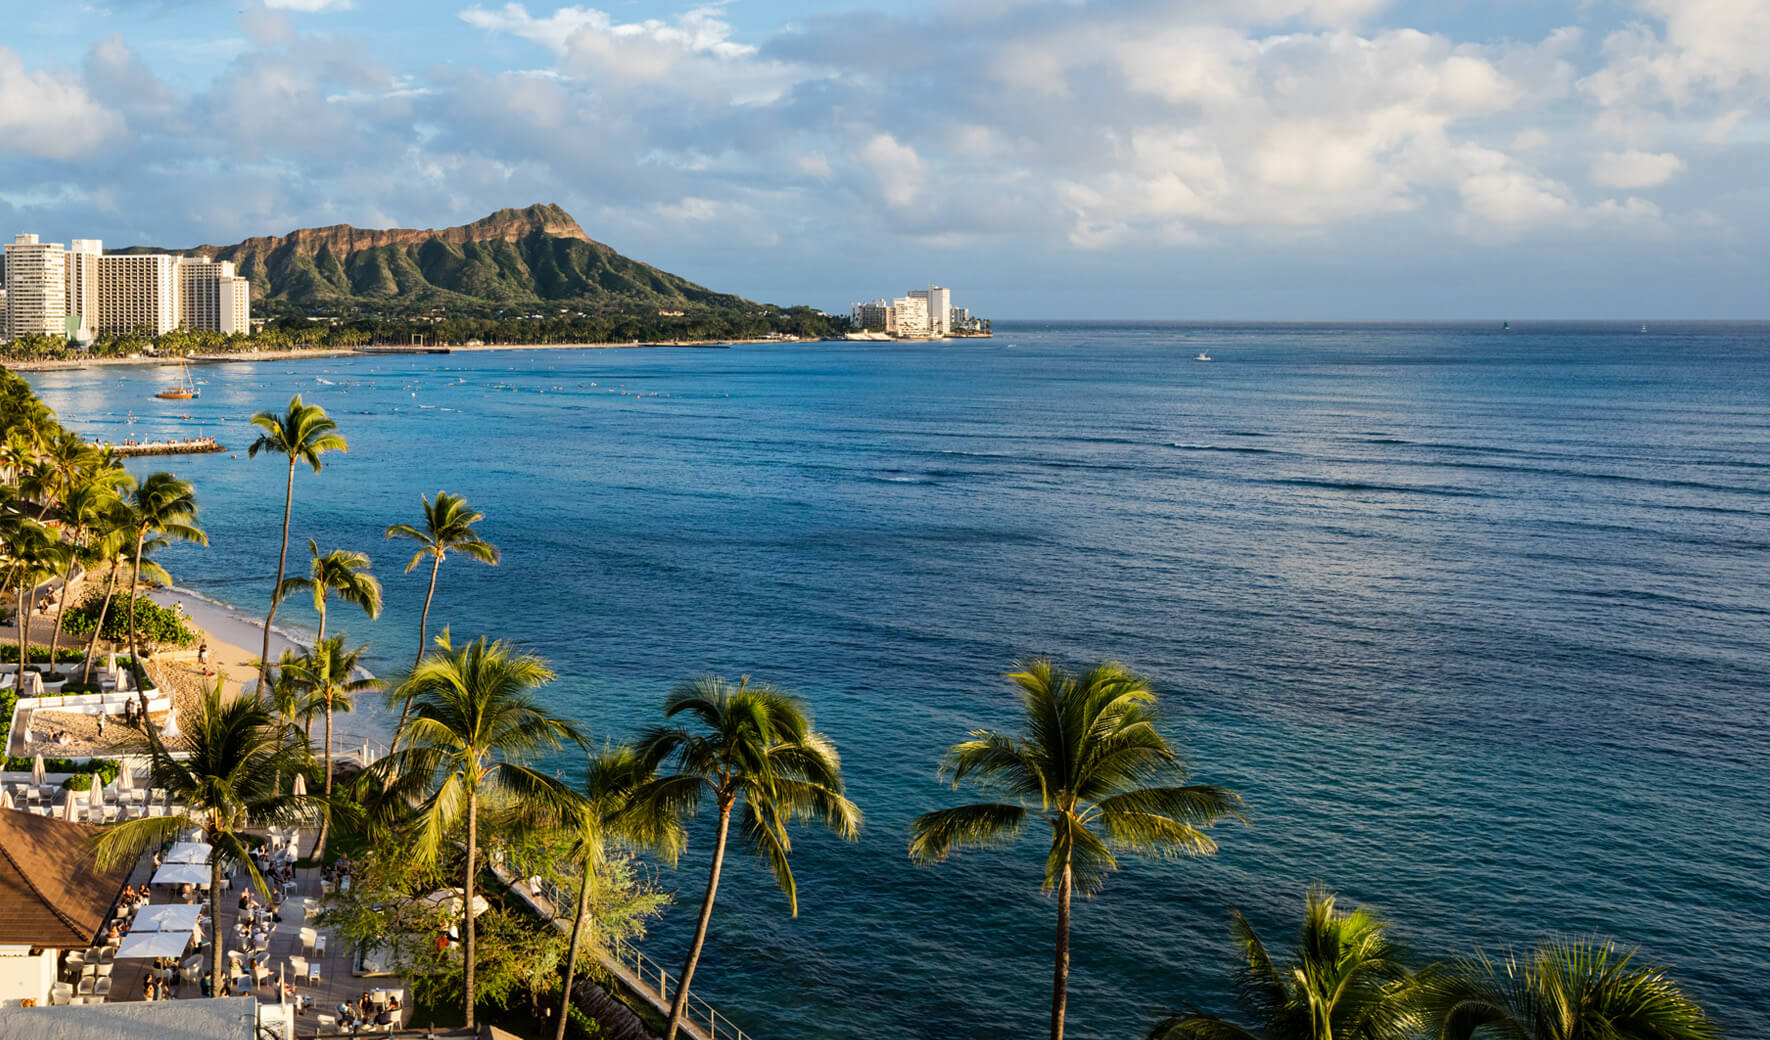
15, 577, 27, 678
395, 554, 441, 744
1050, 855, 1072, 1040
464, 788, 479, 1030
315, 697, 334, 858
260, 460, 295, 693
47, 554, 78, 679
128, 533, 149, 721
209, 850, 224, 995
555, 849, 595, 1040
667, 801, 732, 1040
81, 561, 121, 684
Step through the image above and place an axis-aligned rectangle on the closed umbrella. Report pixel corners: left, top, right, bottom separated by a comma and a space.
0, 788, 12, 811
60, 789, 79, 821
116, 763, 134, 794
31, 754, 45, 787
88, 772, 105, 821
291, 773, 307, 797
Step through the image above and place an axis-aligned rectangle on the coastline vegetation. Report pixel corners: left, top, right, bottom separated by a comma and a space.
0, 365, 1728, 1040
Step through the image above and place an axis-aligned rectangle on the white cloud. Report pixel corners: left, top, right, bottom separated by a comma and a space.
793, 152, 833, 178
264, 0, 354, 9
0, 48, 122, 159
1590, 150, 1685, 189
655, 196, 719, 221
858, 134, 924, 208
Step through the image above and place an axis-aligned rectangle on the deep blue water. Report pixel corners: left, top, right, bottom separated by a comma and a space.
25, 322, 1770, 1038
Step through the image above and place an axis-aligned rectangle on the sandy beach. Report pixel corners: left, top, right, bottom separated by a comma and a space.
5, 583, 396, 760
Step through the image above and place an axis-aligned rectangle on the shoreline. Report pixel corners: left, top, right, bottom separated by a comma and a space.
3, 337, 819, 372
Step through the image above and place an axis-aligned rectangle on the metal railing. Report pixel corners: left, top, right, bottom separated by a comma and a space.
496, 847, 754, 1040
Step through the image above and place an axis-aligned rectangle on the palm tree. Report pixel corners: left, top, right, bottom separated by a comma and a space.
1149, 887, 1419, 1040
629, 676, 862, 1040
44, 475, 126, 679
275, 539, 383, 647
385, 492, 499, 741
282, 635, 384, 857
909, 659, 1247, 1040
381, 631, 586, 1029
78, 494, 139, 685
8, 519, 67, 677
554, 745, 686, 1040
248, 395, 347, 691
120, 473, 206, 708
1420, 938, 1719, 1040
95, 680, 311, 994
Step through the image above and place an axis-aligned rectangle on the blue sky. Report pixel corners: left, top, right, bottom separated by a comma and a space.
3, 0, 1767, 318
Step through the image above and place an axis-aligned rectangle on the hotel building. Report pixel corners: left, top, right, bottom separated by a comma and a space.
909, 286, 951, 336
0, 232, 252, 341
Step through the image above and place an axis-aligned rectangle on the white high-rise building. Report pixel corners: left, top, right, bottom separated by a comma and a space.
176, 256, 249, 334
217, 275, 251, 335
4, 234, 69, 340
892, 294, 930, 337
909, 287, 951, 336
65, 239, 101, 340
97, 253, 179, 336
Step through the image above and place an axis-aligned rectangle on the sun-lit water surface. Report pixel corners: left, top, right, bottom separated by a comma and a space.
25, 322, 1770, 1037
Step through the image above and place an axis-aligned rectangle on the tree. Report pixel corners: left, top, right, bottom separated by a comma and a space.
275, 539, 382, 647
385, 491, 499, 741
909, 659, 1246, 1040
78, 495, 140, 685
95, 680, 311, 994
1420, 938, 1719, 1040
120, 473, 206, 709
554, 745, 686, 1040
381, 631, 586, 1030
629, 676, 861, 1040
8, 519, 67, 676
45, 470, 128, 679
282, 635, 383, 858
248, 395, 347, 691
1149, 887, 1419, 1040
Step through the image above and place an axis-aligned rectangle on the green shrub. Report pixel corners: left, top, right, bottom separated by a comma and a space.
0, 647, 87, 663
60, 594, 195, 650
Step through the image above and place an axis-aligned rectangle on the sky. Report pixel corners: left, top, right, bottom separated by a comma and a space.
2, 0, 1767, 319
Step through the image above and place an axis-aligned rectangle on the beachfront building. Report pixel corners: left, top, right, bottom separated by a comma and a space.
851, 299, 893, 331
176, 257, 250, 335
65, 240, 101, 342
910, 286, 951, 336
3, 235, 68, 340
892, 294, 930, 337
96, 253, 179, 336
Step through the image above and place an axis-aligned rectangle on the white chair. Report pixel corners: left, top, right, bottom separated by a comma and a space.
287, 955, 307, 980
316, 1014, 337, 1031
252, 964, 272, 990
92, 978, 111, 999
76, 977, 94, 996
49, 982, 72, 1005
299, 926, 317, 954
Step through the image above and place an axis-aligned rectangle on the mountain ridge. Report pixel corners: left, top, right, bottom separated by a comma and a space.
116, 203, 751, 315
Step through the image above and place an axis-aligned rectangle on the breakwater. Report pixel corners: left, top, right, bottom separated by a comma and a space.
96, 437, 225, 457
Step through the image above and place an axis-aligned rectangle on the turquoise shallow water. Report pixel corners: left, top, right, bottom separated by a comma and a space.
25, 322, 1770, 1037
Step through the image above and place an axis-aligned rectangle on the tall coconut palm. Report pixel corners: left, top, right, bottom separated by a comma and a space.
95, 680, 311, 994
121, 473, 206, 709
385, 492, 499, 741
1149, 887, 1420, 1040
554, 745, 686, 1040
248, 395, 346, 691
79, 494, 143, 685
282, 635, 383, 857
1420, 939, 1719, 1040
381, 632, 586, 1029
909, 659, 1247, 1040
629, 676, 862, 1040
44, 477, 125, 679
276, 539, 383, 648
8, 520, 67, 676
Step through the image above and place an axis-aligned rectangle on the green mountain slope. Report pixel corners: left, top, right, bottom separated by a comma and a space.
118, 203, 751, 315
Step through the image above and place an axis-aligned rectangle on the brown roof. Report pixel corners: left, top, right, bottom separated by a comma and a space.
0, 811, 131, 948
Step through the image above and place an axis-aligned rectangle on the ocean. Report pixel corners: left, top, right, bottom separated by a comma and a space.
23, 322, 1770, 1037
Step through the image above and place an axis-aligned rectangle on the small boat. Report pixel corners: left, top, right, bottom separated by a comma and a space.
1195, 352, 1213, 361
1640, 324, 1648, 333
1502, 320, 1510, 331
155, 358, 199, 400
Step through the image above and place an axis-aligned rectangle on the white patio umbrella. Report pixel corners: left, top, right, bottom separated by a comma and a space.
0, 788, 12, 811
60, 789, 79, 821
116, 762, 134, 793
291, 773, 307, 797
31, 754, 45, 787
420, 888, 489, 918
161, 708, 181, 739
